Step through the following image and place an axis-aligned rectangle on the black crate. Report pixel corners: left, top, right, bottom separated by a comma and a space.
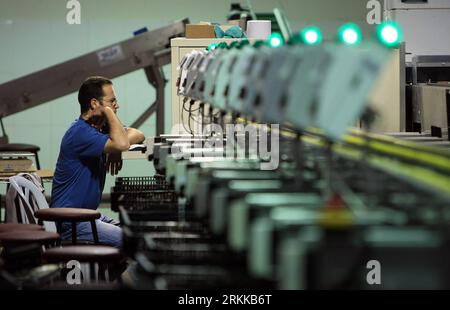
114, 176, 171, 191
120, 203, 194, 222
111, 176, 177, 212
111, 190, 178, 212
140, 233, 235, 266
135, 253, 274, 290
120, 205, 201, 257
120, 206, 202, 232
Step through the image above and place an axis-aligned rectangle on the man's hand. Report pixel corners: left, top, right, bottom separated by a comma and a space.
102, 106, 115, 116
103, 107, 130, 153
105, 152, 123, 176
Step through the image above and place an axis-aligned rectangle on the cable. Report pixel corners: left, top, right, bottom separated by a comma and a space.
183, 102, 200, 113
181, 98, 191, 135
188, 101, 194, 135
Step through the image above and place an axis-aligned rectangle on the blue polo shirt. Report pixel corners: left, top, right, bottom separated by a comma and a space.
51, 117, 109, 210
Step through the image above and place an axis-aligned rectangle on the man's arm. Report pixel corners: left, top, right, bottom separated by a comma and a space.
104, 123, 145, 176
103, 107, 130, 153
127, 128, 145, 145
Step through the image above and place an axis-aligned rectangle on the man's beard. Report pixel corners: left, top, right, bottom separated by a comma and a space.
89, 114, 106, 129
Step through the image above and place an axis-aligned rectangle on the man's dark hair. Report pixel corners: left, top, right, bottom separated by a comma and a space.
78, 76, 113, 114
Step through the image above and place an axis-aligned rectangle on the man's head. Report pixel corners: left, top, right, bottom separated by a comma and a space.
78, 76, 119, 116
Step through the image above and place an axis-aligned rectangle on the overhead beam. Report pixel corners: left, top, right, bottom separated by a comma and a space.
0, 19, 188, 118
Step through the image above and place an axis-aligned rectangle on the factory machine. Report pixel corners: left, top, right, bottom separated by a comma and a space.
113, 25, 450, 290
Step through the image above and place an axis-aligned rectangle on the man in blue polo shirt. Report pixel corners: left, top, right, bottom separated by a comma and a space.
51, 76, 145, 248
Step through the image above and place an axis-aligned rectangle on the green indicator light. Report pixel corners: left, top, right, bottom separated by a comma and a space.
207, 42, 218, 51
300, 26, 323, 45
239, 39, 250, 48
253, 40, 265, 48
267, 32, 284, 48
218, 42, 228, 49
376, 21, 402, 48
229, 41, 239, 49
338, 23, 362, 46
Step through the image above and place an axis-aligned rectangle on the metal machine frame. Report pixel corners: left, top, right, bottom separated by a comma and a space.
0, 19, 188, 136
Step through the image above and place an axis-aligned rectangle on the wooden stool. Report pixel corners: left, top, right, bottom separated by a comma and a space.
42, 246, 122, 264
0, 223, 44, 233
35, 208, 101, 245
43, 245, 124, 283
0, 143, 41, 170
0, 230, 60, 248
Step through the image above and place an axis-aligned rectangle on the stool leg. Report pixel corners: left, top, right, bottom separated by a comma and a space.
90, 220, 99, 244
56, 222, 62, 246
1, 194, 3, 223
94, 263, 99, 283
56, 221, 62, 234
71, 222, 77, 245
34, 151, 41, 170
105, 264, 110, 282
82, 263, 90, 284
97, 263, 109, 282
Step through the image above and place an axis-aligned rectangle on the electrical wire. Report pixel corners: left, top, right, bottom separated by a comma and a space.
181, 98, 192, 135
188, 103, 193, 135
183, 102, 201, 113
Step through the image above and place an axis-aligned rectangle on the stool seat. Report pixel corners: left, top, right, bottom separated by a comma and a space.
0, 143, 41, 169
35, 208, 101, 222
0, 223, 44, 233
0, 143, 40, 152
0, 230, 60, 246
42, 245, 122, 263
